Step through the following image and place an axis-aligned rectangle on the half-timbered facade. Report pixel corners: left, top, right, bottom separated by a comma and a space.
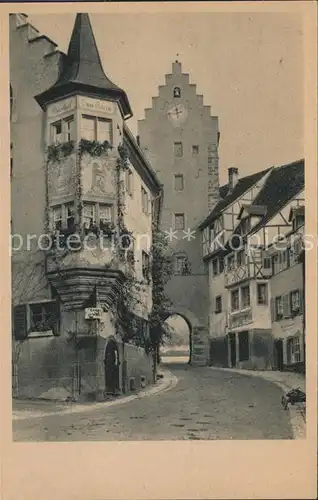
200, 159, 305, 371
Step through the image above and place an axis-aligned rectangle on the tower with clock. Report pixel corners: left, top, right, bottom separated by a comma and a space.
138, 60, 220, 366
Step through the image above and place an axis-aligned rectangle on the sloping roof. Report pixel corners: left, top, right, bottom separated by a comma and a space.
199, 167, 272, 229
247, 159, 304, 235
35, 14, 132, 118
222, 159, 305, 253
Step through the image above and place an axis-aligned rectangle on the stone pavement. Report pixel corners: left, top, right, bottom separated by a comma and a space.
208, 366, 306, 439
13, 362, 294, 441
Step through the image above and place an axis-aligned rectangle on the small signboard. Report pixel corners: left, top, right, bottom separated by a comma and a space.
85, 307, 103, 320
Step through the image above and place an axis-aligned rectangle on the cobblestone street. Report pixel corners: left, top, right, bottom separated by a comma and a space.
13, 361, 293, 441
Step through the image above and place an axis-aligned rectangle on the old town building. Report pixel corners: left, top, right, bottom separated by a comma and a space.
138, 61, 220, 365
200, 159, 305, 371
10, 13, 162, 400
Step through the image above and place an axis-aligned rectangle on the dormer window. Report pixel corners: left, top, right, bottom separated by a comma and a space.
51, 115, 74, 144
81, 115, 112, 143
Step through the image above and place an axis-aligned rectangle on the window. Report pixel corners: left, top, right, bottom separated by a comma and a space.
287, 335, 301, 364
241, 285, 250, 308
174, 174, 184, 191
237, 249, 245, 266
241, 217, 251, 235
215, 295, 222, 314
174, 213, 185, 230
175, 256, 186, 275
227, 254, 235, 271
65, 203, 75, 229
142, 251, 150, 282
257, 283, 268, 305
51, 115, 75, 144
231, 289, 239, 311
81, 115, 112, 143
290, 290, 300, 314
292, 214, 304, 232
212, 258, 218, 277
82, 202, 114, 230
125, 168, 133, 196
83, 203, 96, 228
275, 296, 283, 320
99, 204, 113, 224
53, 206, 62, 230
219, 256, 224, 274
263, 257, 271, 269
141, 186, 149, 215
192, 145, 199, 156
174, 142, 183, 158
238, 331, 249, 362
51, 120, 62, 143
173, 86, 181, 98
29, 301, 58, 333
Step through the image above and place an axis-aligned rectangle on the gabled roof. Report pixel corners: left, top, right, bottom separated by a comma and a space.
223, 159, 305, 253
35, 14, 132, 119
246, 159, 304, 235
199, 167, 272, 229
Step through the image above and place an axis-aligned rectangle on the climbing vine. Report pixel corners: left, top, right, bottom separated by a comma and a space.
47, 140, 74, 162
78, 139, 112, 158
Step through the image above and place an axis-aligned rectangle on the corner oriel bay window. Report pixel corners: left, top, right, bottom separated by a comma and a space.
51, 115, 75, 144
81, 115, 113, 143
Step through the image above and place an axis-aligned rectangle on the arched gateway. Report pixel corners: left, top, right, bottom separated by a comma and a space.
162, 308, 209, 366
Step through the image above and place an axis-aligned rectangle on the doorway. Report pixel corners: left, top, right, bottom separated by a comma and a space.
229, 333, 236, 367
104, 339, 119, 395
274, 339, 284, 371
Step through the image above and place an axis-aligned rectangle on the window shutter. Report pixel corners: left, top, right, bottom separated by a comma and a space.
270, 298, 275, 322
283, 294, 290, 318
13, 304, 28, 340
52, 299, 61, 336
299, 289, 304, 314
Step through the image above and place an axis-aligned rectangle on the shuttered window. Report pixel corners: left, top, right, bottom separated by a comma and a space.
13, 301, 60, 340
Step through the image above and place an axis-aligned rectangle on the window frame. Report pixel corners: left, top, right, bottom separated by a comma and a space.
241, 285, 250, 309
173, 141, 183, 158
215, 295, 222, 314
81, 114, 113, 144
174, 212, 185, 231
174, 173, 184, 192
231, 288, 240, 312
192, 145, 199, 156
51, 115, 75, 144
257, 282, 268, 305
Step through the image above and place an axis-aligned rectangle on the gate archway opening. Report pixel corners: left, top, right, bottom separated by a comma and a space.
161, 313, 191, 364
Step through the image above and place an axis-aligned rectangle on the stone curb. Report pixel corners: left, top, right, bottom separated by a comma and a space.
209, 367, 306, 439
12, 368, 179, 422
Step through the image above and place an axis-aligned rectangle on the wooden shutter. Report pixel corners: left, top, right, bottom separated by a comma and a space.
299, 289, 304, 314
270, 297, 276, 322
13, 304, 28, 340
52, 299, 61, 336
283, 294, 290, 318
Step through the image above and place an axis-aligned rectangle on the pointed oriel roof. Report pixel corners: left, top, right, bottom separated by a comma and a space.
35, 13, 132, 119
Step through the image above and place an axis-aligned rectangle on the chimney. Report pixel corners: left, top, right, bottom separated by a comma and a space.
228, 167, 239, 190
136, 135, 140, 146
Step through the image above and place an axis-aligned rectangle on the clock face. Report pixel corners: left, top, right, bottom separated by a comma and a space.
167, 104, 188, 125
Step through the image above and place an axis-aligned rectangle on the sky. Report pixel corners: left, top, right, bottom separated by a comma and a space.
29, 12, 303, 185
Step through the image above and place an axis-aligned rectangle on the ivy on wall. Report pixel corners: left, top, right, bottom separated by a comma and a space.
78, 139, 112, 158
47, 140, 74, 162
